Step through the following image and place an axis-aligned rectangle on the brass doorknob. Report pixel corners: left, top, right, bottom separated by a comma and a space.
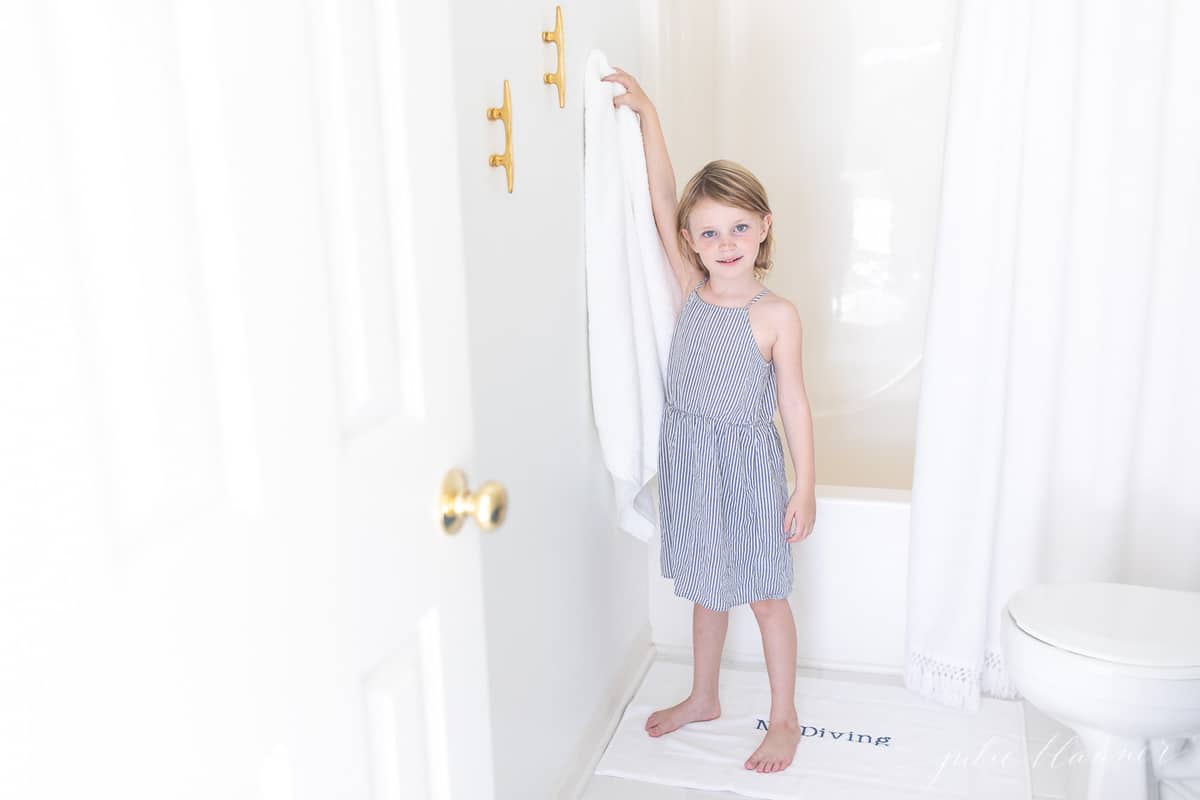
439, 468, 508, 534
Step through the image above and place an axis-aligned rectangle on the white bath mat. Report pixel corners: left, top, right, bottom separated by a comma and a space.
594, 659, 1031, 799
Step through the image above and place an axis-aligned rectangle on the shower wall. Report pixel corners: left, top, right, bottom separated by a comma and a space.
645, 0, 959, 490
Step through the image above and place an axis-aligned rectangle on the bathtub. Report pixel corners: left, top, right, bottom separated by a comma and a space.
643, 0, 954, 674
648, 485, 912, 675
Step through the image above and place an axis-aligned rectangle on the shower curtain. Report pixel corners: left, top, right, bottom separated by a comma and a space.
905, 0, 1200, 710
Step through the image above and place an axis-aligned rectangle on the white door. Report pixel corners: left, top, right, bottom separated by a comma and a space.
0, 1, 497, 798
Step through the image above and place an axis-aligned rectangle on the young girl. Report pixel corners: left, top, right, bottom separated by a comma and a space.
601, 67, 817, 775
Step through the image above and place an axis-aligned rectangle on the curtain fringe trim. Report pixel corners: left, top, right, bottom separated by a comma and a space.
905, 648, 1022, 712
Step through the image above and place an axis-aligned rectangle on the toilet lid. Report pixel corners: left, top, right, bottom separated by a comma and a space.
1007, 582, 1200, 668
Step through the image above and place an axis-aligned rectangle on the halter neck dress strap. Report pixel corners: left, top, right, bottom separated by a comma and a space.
694, 277, 770, 309
744, 288, 770, 309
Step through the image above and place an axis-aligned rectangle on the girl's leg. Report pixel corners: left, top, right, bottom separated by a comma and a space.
691, 602, 729, 703
644, 603, 728, 737
744, 598, 802, 772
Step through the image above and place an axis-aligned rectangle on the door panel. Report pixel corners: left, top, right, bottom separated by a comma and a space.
0, 0, 495, 798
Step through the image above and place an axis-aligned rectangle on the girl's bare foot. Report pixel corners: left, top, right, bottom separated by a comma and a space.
644, 696, 721, 737
744, 718, 802, 772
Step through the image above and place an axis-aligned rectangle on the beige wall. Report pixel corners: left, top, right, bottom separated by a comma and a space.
448, 2, 657, 796
647, 0, 959, 490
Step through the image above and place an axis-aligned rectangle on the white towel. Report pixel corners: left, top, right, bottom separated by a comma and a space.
582, 51, 679, 541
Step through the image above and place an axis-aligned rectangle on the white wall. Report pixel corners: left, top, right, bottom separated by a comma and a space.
447, 2, 654, 797
646, 0, 959, 491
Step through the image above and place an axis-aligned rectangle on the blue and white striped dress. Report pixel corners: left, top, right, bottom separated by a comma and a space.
658, 277, 794, 611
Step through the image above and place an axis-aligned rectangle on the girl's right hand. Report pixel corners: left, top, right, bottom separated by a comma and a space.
600, 67, 655, 117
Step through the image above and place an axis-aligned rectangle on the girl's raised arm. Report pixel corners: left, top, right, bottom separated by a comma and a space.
602, 69, 703, 303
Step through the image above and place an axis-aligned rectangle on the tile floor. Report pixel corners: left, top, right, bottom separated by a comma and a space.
580, 655, 1200, 800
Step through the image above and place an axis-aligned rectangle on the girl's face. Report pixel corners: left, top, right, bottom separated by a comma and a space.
682, 197, 771, 275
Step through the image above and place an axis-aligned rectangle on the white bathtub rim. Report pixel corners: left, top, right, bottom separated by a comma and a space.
815, 484, 911, 505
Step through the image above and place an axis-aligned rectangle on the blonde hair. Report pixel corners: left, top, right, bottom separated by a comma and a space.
675, 159, 774, 282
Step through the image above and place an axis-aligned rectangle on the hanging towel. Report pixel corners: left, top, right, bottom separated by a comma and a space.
582, 50, 678, 541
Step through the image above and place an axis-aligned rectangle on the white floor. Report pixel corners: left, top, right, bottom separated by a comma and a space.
580, 655, 1200, 800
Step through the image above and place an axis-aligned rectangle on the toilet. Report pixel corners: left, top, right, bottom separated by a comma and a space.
1002, 582, 1200, 800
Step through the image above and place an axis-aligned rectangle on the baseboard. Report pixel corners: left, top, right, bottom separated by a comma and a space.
556, 623, 657, 799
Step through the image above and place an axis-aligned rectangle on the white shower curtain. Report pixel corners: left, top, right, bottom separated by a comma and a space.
905, 0, 1200, 711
